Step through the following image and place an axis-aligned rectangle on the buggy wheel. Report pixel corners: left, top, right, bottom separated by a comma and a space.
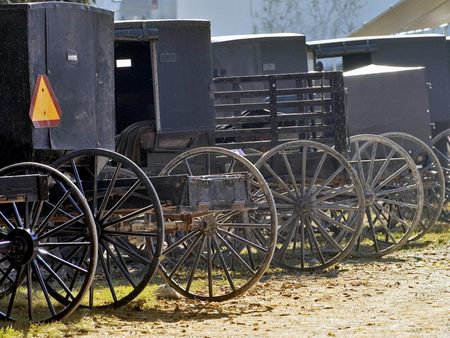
382, 132, 445, 241
53, 149, 164, 308
158, 147, 277, 301
0, 163, 97, 323
349, 135, 424, 257
431, 128, 450, 222
255, 140, 365, 271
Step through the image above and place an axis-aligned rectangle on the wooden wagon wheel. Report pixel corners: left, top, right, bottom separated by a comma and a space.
348, 134, 424, 257
382, 132, 445, 241
158, 147, 277, 301
0, 163, 97, 323
53, 149, 164, 308
431, 128, 450, 222
255, 140, 365, 271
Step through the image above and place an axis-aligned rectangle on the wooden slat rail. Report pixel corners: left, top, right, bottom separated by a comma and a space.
213, 71, 347, 152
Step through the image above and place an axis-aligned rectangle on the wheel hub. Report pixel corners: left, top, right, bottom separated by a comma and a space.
200, 215, 218, 235
5, 228, 39, 265
294, 196, 313, 214
364, 188, 377, 206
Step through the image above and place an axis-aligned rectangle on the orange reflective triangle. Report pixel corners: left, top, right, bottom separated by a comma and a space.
29, 75, 62, 128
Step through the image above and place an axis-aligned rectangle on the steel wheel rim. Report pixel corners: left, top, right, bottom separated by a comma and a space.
53, 148, 164, 308
382, 132, 445, 241
158, 146, 277, 301
0, 163, 97, 323
255, 140, 365, 271
349, 134, 424, 257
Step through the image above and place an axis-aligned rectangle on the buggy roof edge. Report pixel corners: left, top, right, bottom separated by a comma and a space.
212, 33, 305, 44
0, 1, 112, 16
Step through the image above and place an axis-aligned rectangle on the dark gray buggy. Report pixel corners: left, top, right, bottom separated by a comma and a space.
0, 3, 278, 323
211, 33, 443, 263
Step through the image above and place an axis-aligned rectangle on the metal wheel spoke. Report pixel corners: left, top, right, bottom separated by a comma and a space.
313, 203, 360, 211
186, 236, 206, 292
305, 218, 326, 264
314, 209, 356, 233
26, 264, 33, 321
31, 201, 44, 228
277, 215, 300, 261
281, 150, 299, 196
207, 237, 213, 298
183, 159, 193, 176
365, 208, 380, 252
315, 185, 356, 203
39, 249, 88, 274
311, 166, 345, 197
12, 203, 24, 229
270, 189, 295, 204
306, 151, 327, 197
36, 256, 76, 301
98, 246, 118, 303
374, 203, 413, 231
101, 241, 137, 288
212, 235, 235, 291
376, 197, 419, 209
309, 215, 344, 252
103, 229, 157, 237
168, 233, 203, 278
262, 163, 296, 199
98, 163, 123, 219
354, 141, 366, 182
0, 211, 15, 230
375, 184, 419, 196
367, 149, 395, 188
367, 142, 378, 184
218, 222, 272, 229
369, 206, 398, 244
38, 214, 85, 240
0, 264, 15, 285
218, 228, 268, 252
70, 159, 85, 195
36, 189, 71, 234
102, 204, 154, 228
216, 232, 256, 275
162, 230, 201, 256
104, 237, 153, 265
301, 145, 307, 195
99, 180, 141, 223
6, 266, 23, 318
374, 164, 409, 191
32, 260, 56, 317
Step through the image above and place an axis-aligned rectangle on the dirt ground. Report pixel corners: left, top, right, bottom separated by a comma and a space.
66, 240, 449, 338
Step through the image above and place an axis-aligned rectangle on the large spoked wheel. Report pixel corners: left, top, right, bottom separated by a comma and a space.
0, 163, 97, 323
431, 128, 450, 222
255, 140, 365, 271
53, 149, 164, 308
158, 147, 277, 301
382, 132, 445, 241
349, 135, 424, 257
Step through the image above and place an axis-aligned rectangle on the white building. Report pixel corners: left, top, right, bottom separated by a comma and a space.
95, 0, 400, 38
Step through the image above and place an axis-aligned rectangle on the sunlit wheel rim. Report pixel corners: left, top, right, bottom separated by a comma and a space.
382, 132, 445, 241
53, 148, 164, 308
255, 140, 365, 271
431, 128, 450, 222
0, 163, 97, 323
158, 146, 277, 301
349, 134, 424, 257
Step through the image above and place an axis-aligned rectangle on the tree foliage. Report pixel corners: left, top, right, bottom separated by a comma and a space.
253, 0, 367, 40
